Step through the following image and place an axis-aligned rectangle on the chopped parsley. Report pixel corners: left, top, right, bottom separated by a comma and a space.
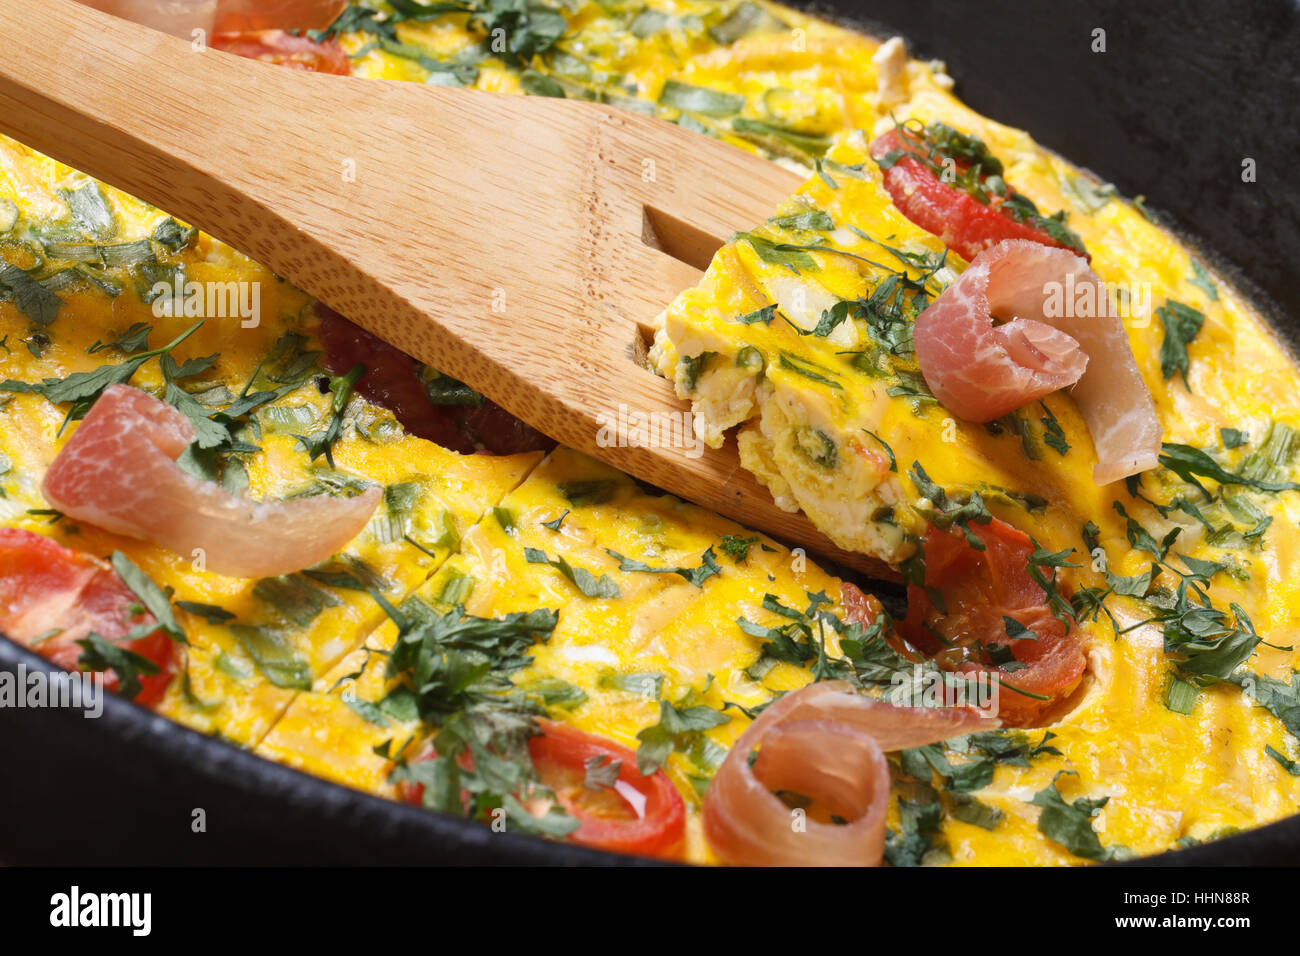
1221, 427, 1249, 450
229, 624, 312, 689
294, 363, 365, 468
1165, 675, 1199, 714
1030, 772, 1128, 861
635, 693, 730, 775
908, 462, 993, 551
519, 676, 588, 710
605, 546, 722, 588
884, 790, 947, 867
861, 429, 898, 471
1187, 259, 1218, 301
1156, 300, 1205, 387
524, 547, 621, 598
1159, 439, 1300, 496
733, 304, 777, 325
110, 551, 186, 643
75, 633, 160, 700
658, 80, 744, 117
252, 574, 342, 629
152, 217, 197, 253
0, 320, 203, 431
719, 534, 759, 563
738, 591, 853, 683
378, 593, 575, 837
558, 479, 615, 507
598, 670, 664, 699
174, 600, 235, 625
1229, 669, 1300, 737
0, 264, 63, 326
1039, 401, 1071, 455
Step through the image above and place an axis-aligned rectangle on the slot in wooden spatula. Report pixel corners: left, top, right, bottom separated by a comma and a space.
0, 0, 895, 578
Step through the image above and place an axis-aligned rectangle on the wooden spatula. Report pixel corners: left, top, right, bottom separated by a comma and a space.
0, 0, 895, 578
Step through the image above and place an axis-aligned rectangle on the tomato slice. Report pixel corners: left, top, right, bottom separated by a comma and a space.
0, 529, 177, 706
897, 519, 1086, 726
869, 126, 1089, 263
399, 719, 686, 858
211, 30, 351, 75
214, 0, 348, 34
528, 719, 686, 858
315, 305, 553, 456
840, 580, 885, 627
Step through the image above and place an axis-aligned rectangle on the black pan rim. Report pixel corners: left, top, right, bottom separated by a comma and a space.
2, 630, 1293, 866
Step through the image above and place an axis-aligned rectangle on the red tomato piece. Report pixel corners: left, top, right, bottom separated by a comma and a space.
528, 719, 686, 858
898, 518, 1086, 726
215, 0, 347, 34
0, 529, 177, 706
399, 719, 686, 858
211, 29, 351, 75
840, 580, 884, 627
869, 127, 1089, 263
314, 305, 554, 456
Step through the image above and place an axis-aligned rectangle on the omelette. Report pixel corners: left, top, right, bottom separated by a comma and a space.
2, 0, 1299, 866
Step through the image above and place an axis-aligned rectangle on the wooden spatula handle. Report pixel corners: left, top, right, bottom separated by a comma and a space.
0, 0, 897, 579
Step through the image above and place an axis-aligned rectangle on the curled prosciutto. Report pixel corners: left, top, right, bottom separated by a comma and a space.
702, 681, 997, 866
913, 239, 1161, 483
41, 384, 380, 578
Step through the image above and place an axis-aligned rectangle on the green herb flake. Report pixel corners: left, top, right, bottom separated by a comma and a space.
1165, 675, 1199, 715
519, 676, 588, 709
541, 509, 569, 531
174, 600, 235, 625
342, 690, 389, 726
598, 670, 664, 698
658, 79, 744, 116
635, 697, 730, 775
733, 304, 777, 325
1039, 401, 1071, 455
719, 534, 759, 563
61, 183, 116, 239
110, 551, 186, 643
949, 791, 1005, 830
75, 632, 160, 700
1220, 427, 1248, 450
1157, 300, 1205, 387
1187, 259, 1219, 301
606, 546, 722, 588
558, 479, 616, 507
230, 625, 313, 690
524, 547, 621, 599
0, 265, 63, 327
1030, 772, 1125, 861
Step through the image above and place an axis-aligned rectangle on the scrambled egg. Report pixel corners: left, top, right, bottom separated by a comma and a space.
2, 0, 1298, 865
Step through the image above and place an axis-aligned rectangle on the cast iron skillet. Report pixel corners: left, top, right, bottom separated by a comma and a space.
2, 0, 1298, 865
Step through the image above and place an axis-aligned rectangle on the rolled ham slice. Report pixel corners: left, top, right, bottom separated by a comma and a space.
914, 239, 1161, 483
702, 681, 998, 866
42, 384, 380, 578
